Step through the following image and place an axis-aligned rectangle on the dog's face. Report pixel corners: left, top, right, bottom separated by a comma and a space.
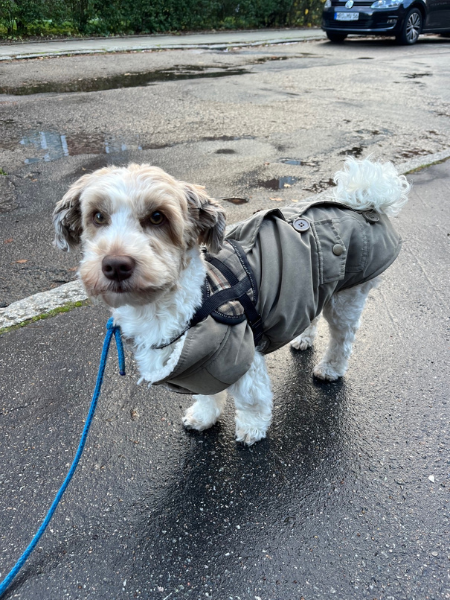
53, 164, 225, 308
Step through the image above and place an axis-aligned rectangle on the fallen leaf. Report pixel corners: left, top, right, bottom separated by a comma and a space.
291, 199, 299, 203
4, 238, 13, 243
68, 267, 78, 272
270, 197, 283, 202
16, 259, 27, 263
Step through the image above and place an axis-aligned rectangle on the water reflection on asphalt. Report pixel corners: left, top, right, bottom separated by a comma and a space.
130, 346, 357, 594
19, 130, 143, 163
1, 66, 248, 96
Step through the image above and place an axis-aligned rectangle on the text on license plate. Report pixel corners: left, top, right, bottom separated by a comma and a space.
335, 11, 359, 20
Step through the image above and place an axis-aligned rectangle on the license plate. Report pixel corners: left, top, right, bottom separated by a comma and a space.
335, 11, 359, 20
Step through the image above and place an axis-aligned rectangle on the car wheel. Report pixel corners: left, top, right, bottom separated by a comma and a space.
326, 32, 348, 43
396, 8, 422, 45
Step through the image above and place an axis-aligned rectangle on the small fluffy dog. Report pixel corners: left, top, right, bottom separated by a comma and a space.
53, 158, 410, 445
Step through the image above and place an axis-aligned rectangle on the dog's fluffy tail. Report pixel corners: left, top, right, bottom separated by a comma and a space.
331, 157, 410, 217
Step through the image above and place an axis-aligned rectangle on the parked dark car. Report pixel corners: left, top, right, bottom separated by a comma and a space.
322, 0, 450, 44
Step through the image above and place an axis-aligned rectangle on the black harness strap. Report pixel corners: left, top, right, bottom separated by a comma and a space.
206, 255, 240, 286
152, 241, 264, 350
190, 278, 251, 326
205, 256, 263, 345
191, 241, 264, 346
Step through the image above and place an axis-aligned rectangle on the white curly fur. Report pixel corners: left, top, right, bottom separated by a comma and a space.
312, 278, 380, 381
113, 247, 206, 385
229, 351, 273, 445
331, 157, 410, 216
180, 159, 408, 444
55, 159, 408, 445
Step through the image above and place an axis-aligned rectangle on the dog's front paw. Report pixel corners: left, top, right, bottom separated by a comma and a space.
313, 362, 343, 381
182, 398, 221, 432
235, 426, 267, 446
235, 411, 269, 446
290, 333, 314, 351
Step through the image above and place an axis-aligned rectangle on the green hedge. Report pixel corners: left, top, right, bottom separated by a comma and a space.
0, 0, 325, 37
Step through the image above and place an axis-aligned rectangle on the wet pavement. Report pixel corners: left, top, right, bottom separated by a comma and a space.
1, 160, 450, 599
1, 37, 450, 305
1, 32, 450, 599
0, 66, 250, 96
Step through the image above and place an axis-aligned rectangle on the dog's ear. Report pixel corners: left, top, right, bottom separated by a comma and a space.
53, 173, 94, 251
184, 183, 226, 254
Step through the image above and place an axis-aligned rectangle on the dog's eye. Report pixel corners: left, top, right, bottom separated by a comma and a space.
148, 211, 165, 225
93, 211, 107, 226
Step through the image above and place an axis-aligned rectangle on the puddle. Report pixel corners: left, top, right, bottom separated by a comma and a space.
355, 128, 390, 136
0, 66, 248, 96
404, 73, 431, 79
202, 135, 254, 142
258, 176, 298, 190
241, 52, 317, 59
396, 148, 431, 159
19, 130, 143, 163
279, 158, 302, 165
219, 197, 249, 205
339, 146, 364, 158
215, 149, 236, 154
303, 178, 335, 194
253, 56, 289, 63
16, 130, 257, 164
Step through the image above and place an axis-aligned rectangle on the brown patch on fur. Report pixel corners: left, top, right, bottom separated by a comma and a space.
53, 167, 117, 251
54, 163, 226, 306
183, 183, 226, 254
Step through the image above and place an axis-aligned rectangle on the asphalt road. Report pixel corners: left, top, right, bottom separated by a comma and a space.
0, 34, 450, 600
1, 35, 450, 305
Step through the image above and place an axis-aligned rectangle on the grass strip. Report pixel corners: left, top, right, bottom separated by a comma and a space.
0, 299, 90, 335
404, 155, 450, 175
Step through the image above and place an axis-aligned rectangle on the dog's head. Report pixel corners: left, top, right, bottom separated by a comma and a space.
53, 164, 225, 308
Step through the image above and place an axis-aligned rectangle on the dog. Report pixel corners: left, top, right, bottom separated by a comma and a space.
53, 158, 410, 445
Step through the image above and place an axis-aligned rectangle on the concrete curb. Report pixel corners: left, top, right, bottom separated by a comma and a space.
1, 148, 449, 330
0, 34, 326, 61
0, 280, 88, 329
396, 147, 450, 174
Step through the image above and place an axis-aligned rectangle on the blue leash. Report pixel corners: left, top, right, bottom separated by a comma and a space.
0, 317, 125, 598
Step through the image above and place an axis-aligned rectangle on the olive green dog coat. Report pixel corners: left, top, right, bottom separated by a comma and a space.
155, 200, 402, 395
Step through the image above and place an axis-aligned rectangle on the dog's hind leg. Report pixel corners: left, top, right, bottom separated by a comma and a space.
313, 277, 380, 381
182, 390, 227, 431
290, 316, 321, 351
228, 351, 273, 446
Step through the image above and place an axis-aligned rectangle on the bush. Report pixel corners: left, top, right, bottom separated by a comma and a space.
0, 0, 325, 38
0, 0, 72, 36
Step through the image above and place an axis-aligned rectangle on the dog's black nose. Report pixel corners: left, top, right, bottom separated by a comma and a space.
102, 255, 136, 282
